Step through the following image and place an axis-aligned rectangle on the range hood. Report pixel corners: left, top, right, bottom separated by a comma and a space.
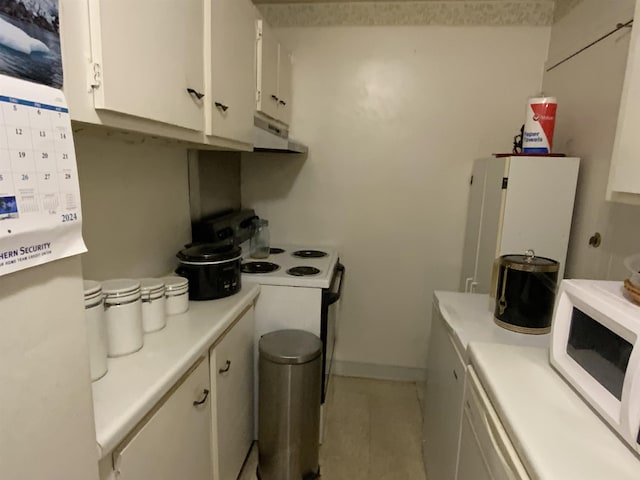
253, 116, 308, 154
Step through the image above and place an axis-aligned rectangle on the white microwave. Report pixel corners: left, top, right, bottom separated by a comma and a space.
550, 279, 640, 456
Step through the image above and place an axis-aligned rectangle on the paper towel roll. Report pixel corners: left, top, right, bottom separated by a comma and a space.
523, 96, 557, 154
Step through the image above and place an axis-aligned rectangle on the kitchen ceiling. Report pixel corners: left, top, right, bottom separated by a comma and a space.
253, 0, 558, 3
253, 0, 581, 25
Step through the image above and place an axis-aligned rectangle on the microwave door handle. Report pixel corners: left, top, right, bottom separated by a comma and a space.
327, 263, 345, 305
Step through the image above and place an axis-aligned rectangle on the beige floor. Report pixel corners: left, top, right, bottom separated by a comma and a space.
239, 375, 427, 480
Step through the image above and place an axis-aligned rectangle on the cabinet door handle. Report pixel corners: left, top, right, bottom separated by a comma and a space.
187, 88, 205, 100
271, 94, 279, 102
218, 360, 231, 374
193, 388, 210, 406
279, 99, 287, 106
214, 102, 229, 112
453, 369, 458, 380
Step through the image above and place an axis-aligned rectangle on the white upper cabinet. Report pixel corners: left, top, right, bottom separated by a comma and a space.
608, 0, 640, 204
277, 45, 293, 126
256, 20, 293, 126
88, 0, 205, 131
256, 20, 280, 121
205, 0, 256, 144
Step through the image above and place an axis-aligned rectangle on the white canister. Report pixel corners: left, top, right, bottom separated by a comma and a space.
84, 280, 108, 381
140, 278, 166, 333
102, 279, 143, 357
163, 276, 189, 315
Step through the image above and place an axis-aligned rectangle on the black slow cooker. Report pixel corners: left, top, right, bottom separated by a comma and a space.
176, 243, 242, 300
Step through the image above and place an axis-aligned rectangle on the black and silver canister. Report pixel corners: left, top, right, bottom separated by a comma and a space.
494, 250, 559, 334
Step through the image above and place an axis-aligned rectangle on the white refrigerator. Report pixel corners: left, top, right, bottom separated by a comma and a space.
0, 256, 100, 480
459, 155, 580, 294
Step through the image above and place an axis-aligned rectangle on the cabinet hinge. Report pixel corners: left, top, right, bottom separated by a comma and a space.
88, 62, 101, 90
256, 89, 261, 104
502, 177, 508, 189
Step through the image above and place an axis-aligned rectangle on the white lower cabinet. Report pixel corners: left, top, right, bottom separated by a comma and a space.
457, 368, 530, 480
457, 413, 492, 480
423, 304, 466, 480
210, 306, 255, 480
112, 358, 212, 480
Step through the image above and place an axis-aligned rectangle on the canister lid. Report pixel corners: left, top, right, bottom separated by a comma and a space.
102, 279, 141, 296
177, 243, 242, 264
83, 279, 102, 297
83, 279, 102, 305
259, 330, 322, 365
500, 250, 559, 273
139, 278, 165, 296
163, 276, 189, 292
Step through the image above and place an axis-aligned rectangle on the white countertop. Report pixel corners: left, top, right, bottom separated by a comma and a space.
91, 285, 260, 459
469, 343, 640, 479
434, 291, 550, 356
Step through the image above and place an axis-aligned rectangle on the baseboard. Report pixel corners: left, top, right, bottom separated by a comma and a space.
333, 360, 427, 382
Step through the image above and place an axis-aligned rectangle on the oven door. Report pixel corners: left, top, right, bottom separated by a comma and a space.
321, 261, 345, 404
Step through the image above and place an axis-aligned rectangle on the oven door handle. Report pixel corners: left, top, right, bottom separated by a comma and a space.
326, 263, 345, 305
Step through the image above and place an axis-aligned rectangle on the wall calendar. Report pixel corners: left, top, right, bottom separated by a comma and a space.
0, 74, 85, 277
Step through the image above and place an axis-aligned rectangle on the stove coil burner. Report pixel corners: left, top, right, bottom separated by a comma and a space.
269, 248, 285, 254
287, 266, 321, 277
241, 262, 280, 274
292, 250, 328, 258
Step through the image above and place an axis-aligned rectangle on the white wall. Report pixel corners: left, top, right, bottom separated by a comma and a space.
242, 26, 550, 374
0, 256, 100, 480
542, 0, 640, 280
75, 133, 192, 279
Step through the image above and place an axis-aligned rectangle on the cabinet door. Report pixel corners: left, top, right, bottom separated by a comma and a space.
277, 46, 293, 126
474, 157, 508, 294
88, 0, 204, 131
456, 411, 492, 480
424, 306, 466, 480
206, 0, 256, 144
113, 358, 212, 480
460, 158, 487, 292
256, 20, 280, 120
210, 307, 255, 480
608, 0, 640, 201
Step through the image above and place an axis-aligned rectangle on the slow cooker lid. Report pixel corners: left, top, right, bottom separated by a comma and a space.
177, 243, 242, 263
501, 250, 559, 272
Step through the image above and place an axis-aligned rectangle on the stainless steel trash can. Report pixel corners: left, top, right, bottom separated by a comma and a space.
258, 329, 322, 480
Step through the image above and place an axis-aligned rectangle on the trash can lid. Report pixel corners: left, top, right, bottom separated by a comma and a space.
259, 329, 322, 365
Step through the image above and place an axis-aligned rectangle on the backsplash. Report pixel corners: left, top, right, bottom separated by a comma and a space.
257, 1, 555, 27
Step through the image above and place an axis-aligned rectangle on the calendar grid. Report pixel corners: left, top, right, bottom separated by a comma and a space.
0, 75, 86, 277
